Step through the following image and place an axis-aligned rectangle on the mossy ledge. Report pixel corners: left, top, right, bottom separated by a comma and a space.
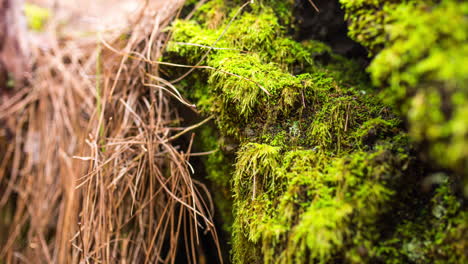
341, 0, 468, 192
164, 0, 467, 263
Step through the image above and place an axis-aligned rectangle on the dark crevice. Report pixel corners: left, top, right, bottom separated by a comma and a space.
294, 0, 369, 63
172, 103, 231, 264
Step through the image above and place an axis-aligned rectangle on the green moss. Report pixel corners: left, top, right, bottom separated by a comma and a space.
341, 0, 468, 190
232, 138, 409, 263
376, 179, 467, 263
166, 0, 467, 262
191, 0, 226, 29
24, 3, 51, 32
168, 13, 344, 139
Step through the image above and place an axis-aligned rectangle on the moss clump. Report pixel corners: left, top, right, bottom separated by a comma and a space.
165, 0, 467, 263
167, 10, 339, 139
232, 140, 409, 263
340, 0, 468, 192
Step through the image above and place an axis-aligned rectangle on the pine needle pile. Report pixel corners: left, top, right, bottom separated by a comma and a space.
0, 0, 221, 263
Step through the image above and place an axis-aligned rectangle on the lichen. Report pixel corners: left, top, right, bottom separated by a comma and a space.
165, 0, 467, 263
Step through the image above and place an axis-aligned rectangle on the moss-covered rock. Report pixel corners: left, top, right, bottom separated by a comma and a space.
341, 0, 468, 193
164, 0, 467, 262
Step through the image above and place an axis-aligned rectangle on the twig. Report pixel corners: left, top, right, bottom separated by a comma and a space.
308, 0, 320, 12
166, 115, 215, 142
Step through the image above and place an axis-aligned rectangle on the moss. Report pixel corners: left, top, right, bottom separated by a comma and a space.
168, 13, 347, 139
23, 3, 51, 32
166, 0, 467, 263
376, 179, 467, 263
340, 0, 468, 190
231, 138, 409, 263
191, 0, 227, 29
